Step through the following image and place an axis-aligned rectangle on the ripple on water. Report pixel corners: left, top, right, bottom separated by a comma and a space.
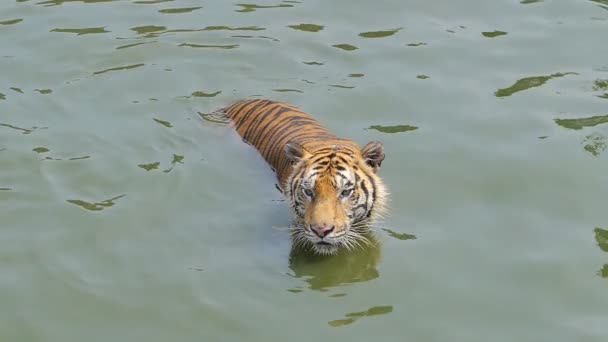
236, 2, 294, 13
367, 124, 418, 133
190, 90, 222, 98
0, 123, 44, 134
590, 0, 608, 10
328, 84, 355, 89
158, 7, 202, 14
137, 161, 159, 171
50, 27, 110, 35
287, 23, 324, 32
178, 43, 239, 49
38, 0, 117, 6
358, 28, 402, 38
133, 0, 175, 4
582, 133, 607, 157
332, 44, 358, 51
272, 88, 303, 93
593, 79, 608, 99
554, 114, 608, 130
0, 19, 23, 26
93, 63, 145, 75
595, 228, 608, 277
328, 306, 394, 327
32, 147, 50, 154
130, 25, 166, 35
153, 118, 172, 128
382, 228, 416, 241
494, 72, 577, 97
116, 41, 156, 50
67, 194, 126, 212
137, 155, 184, 172
482, 30, 507, 38
10, 87, 24, 93
231, 35, 279, 42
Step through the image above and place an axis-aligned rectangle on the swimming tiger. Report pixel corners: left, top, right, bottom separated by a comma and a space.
216, 99, 388, 255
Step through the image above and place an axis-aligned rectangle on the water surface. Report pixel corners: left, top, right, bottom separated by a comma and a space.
1, 0, 608, 341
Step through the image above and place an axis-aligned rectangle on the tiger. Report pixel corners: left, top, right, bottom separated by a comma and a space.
216, 99, 388, 255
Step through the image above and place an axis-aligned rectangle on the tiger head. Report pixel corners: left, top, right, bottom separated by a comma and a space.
283, 141, 387, 255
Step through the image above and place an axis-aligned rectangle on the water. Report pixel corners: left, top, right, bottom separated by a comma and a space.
1, 0, 607, 340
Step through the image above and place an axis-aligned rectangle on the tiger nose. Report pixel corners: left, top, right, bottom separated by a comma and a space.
311, 225, 335, 238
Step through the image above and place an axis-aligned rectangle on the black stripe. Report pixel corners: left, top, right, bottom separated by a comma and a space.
359, 168, 376, 218
257, 107, 303, 155
234, 100, 272, 128
243, 103, 281, 144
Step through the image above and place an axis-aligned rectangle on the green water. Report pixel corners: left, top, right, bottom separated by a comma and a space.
2, 0, 608, 340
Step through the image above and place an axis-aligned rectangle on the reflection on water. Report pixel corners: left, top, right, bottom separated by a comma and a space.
555, 114, 608, 130
231, 35, 279, 42
288, 234, 381, 292
328, 305, 393, 327
0, 123, 44, 135
555, 115, 608, 157
178, 43, 239, 49
129, 25, 265, 38
358, 28, 401, 38
67, 194, 125, 212
382, 228, 416, 241
153, 118, 172, 128
38, 0, 116, 6
191, 91, 222, 98
593, 79, 608, 99
137, 155, 184, 172
158, 7, 202, 14
482, 30, 507, 38
32, 147, 50, 154
134, 0, 175, 4
367, 124, 418, 133
51, 27, 110, 35
332, 44, 358, 51
273, 88, 303, 93
594, 228, 608, 278
495, 72, 577, 97
582, 133, 607, 157
236, 3, 294, 13
590, 0, 608, 10
288, 24, 324, 32
163, 154, 184, 173
0, 93, 5, 100
116, 41, 156, 50
0, 19, 23, 26
93, 63, 145, 75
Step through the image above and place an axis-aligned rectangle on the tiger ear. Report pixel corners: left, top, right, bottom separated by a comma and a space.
361, 141, 385, 173
285, 141, 309, 164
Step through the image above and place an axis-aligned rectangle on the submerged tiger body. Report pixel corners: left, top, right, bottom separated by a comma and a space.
220, 99, 388, 255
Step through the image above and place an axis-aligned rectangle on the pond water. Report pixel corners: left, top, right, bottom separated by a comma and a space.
1, 0, 608, 341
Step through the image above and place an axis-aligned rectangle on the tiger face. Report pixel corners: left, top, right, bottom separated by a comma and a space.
284, 141, 387, 255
